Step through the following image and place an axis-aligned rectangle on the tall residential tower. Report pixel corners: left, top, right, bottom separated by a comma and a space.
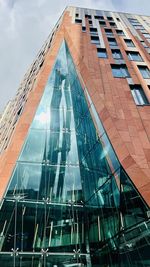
0, 6, 150, 267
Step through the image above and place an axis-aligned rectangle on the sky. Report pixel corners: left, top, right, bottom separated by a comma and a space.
0, 0, 150, 112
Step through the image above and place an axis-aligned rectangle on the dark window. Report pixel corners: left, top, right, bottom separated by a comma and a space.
108, 37, 117, 46
138, 66, 150, 78
112, 49, 123, 59
94, 15, 104, 20
130, 85, 149, 105
116, 29, 124, 36
111, 64, 130, 78
105, 28, 113, 36
99, 21, 106, 26
75, 19, 82, 24
39, 61, 44, 68
116, 18, 120, 21
91, 36, 100, 44
89, 20, 93, 25
85, 14, 91, 19
76, 13, 79, 17
82, 26, 86, 32
107, 17, 113, 21
90, 27, 97, 32
110, 22, 116, 27
124, 39, 135, 47
127, 51, 143, 61
90, 28, 97, 35
97, 48, 107, 58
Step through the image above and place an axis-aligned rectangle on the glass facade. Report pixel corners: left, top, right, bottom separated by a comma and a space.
0, 41, 149, 267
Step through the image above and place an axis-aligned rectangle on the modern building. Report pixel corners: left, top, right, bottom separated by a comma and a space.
0, 6, 150, 267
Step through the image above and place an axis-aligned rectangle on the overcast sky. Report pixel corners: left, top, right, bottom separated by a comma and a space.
0, 0, 150, 112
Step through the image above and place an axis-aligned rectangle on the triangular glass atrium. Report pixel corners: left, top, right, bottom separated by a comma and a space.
0, 41, 149, 267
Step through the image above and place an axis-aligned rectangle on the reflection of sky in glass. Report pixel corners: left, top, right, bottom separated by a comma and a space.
19, 129, 46, 163
32, 106, 51, 129
9, 163, 42, 192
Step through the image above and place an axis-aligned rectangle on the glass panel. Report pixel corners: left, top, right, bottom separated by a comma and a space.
139, 66, 150, 78
112, 50, 122, 59
128, 52, 143, 61
97, 49, 107, 58
19, 129, 46, 163
125, 39, 135, 47
108, 38, 117, 46
121, 66, 130, 77
112, 67, 123, 77
7, 163, 42, 200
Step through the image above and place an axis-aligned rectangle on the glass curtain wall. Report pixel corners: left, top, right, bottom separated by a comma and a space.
0, 41, 149, 267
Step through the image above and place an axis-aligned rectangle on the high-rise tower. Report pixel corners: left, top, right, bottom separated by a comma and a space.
0, 6, 150, 267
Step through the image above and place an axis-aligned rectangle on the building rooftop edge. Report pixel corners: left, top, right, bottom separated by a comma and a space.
66, 5, 150, 17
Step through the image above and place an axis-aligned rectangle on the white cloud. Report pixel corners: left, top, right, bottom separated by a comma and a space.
0, 0, 149, 112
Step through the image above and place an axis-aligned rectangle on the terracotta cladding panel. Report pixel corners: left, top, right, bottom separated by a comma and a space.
0, 11, 150, 205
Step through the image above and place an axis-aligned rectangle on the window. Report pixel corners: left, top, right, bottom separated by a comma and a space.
132, 22, 141, 26
88, 20, 93, 25
85, 14, 91, 19
75, 19, 82, 24
116, 29, 125, 36
141, 41, 149, 48
140, 29, 147, 34
97, 48, 107, 58
95, 15, 104, 20
110, 22, 116, 27
107, 17, 113, 21
111, 64, 130, 78
90, 27, 97, 32
143, 33, 150, 38
76, 13, 79, 17
138, 66, 150, 78
90, 27, 98, 35
99, 21, 106, 26
134, 25, 144, 30
105, 29, 113, 36
130, 85, 149, 105
91, 36, 100, 45
128, 18, 138, 22
82, 26, 86, 32
112, 49, 123, 59
127, 51, 143, 62
124, 39, 135, 47
116, 18, 120, 21
108, 37, 117, 46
